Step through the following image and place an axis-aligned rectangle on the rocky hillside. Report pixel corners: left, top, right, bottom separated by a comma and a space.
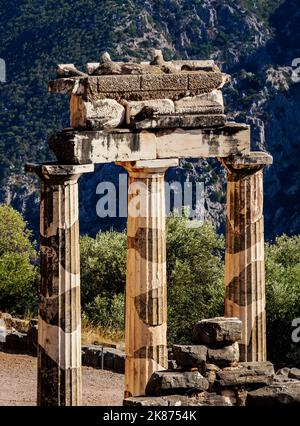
0, 0, 299, 239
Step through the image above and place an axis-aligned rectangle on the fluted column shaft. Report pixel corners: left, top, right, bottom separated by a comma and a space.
222, 153, 272, 362
26, 163, 93, 406
119, 159, 177, 398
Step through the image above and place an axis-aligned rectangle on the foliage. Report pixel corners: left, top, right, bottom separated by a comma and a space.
80, 230, 126, 335
80, 217, 225, 342
265, 234, 300, 367
166, 216, 225, 344
80, 230, 127, 306
84, 293, 125, 336
240, 0, 285, 23
0, 205, 38, 314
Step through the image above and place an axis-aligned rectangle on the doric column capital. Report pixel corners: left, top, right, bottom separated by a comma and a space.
25, 162, 94, 184
220, 152, 273, 177
116, 159, 179, 178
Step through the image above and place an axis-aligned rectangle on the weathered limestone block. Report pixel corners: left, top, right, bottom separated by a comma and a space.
145, 371, 209, 396
222, 152, 273, 362
172, 345, 207, 369
207, 342, 240, 367
57, 64, 86, 78
49, 123, 250, 164
289, 368, 300, 380
275, 367, 290, 378
125, 99, 175, 124
124, 392, 233, 406
133, 114, 226, 129
215, 361, 274, 389
202, 363, 221, 391
156, 123, 250, 159
49, 71, 229, 102
124, 395, 190, 406
48, 129, 157, 165
141, 74, 188, 91
189, 72, 229, 90
70, 96, 125, 129
247, 382, 300, 406
192, 317, 242, 345
174, 90, 224, 115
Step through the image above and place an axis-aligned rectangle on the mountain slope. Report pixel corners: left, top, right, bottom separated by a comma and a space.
0, 0, 299, 239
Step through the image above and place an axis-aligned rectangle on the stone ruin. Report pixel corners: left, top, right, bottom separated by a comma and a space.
22, 50, 300, 406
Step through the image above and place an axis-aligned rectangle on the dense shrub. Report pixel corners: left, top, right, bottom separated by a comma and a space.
265, 235, 300, 367
80, 217, 225, 342
0, 205, 38, 314
166, 217, 225, 344
80, 230, 127, 334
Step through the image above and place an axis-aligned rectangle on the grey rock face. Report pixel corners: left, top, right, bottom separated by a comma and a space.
192, 317, 242, 345
207, 341, 239, 367
172, 344, 207, 369
145, 370, 209, 396
247, 381, 300, 406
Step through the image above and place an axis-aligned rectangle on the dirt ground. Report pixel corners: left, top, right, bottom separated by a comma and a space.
0, 351, 124, 406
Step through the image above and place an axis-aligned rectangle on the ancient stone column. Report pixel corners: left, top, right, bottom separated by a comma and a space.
221, 152, 273, 362
25, 163, 94, 406
117, 159, 178, 398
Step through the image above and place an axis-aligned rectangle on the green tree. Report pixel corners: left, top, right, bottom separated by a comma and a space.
0, 205, 38, 314
166, 216, 225, 344
80, 230, 127, 335
265, 234, 300, 367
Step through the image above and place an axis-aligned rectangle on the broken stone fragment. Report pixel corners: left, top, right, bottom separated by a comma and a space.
192, 317, 242, 345
275, 367, 290, 378
145, 370, 209, 396
201, 364, 221, 389
172, 344, 207, 370
124, 392, 233, 406
132, 114, 226, 130
174, 90, 224, 115
289, 368, 300, 380
56, 64, 86, 78
207, 341, 239, 367
246, 381, 300, 406
215, 361, 275, 389
70, 96, 125, 129
125, 99, 175, 124
124, 395, 192, 406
